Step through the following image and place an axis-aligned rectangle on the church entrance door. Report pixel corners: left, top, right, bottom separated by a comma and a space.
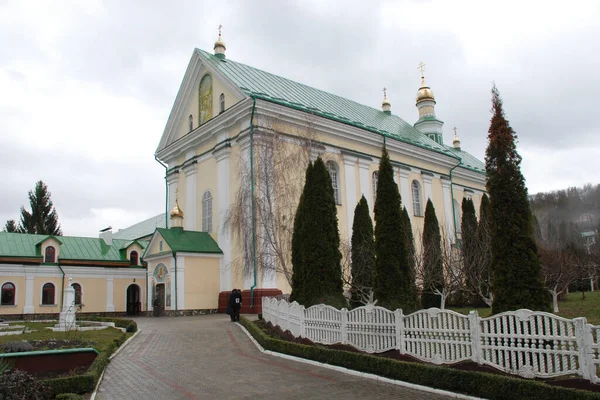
126, 284, 141, 316
154, 284, 165, 316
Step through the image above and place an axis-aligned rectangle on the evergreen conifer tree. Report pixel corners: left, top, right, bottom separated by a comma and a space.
374, 146, 417, 311
485, 86, 549, 313
3, 220, 19, 233
350, 196, 375, 308
476, 194, 493, 306
401, 206, 418, 298
298, 158, 345, 307
290, 163, 312, 304
461, 198, 478, 304
421, 199, 444, 308
18, 181, 62, 235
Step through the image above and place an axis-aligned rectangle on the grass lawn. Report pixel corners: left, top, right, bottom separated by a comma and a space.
0, 325, 129, 353
449, 290, 600, 325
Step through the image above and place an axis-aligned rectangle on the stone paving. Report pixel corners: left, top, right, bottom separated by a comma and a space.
96, 314, 455, 400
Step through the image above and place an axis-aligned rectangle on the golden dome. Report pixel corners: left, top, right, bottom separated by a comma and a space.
169, 200, 184, 219
416, 77, 435, 103
382, 96, 391, 106
214, 37, 226, 51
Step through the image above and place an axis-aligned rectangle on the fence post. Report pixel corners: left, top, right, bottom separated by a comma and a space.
300, 305, 306, 338
586, 323, 598, 383
574, 317, 592, 380
394, 309, 404, 354
341, 308, 348, 344
469, 310, 483, 364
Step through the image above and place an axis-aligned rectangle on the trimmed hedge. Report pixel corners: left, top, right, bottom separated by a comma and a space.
55, 393, 84, 400
241, 317, 600, 400
43, 330, 127, 396
82, 317, 138, 333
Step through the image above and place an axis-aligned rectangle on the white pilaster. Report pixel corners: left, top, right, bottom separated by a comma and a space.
214, 145, 232, 291
24, 274, 34, 314
238, 135, 254, 290
176, 255, 185, 309
441, 179, 455, 243
166, 172, 179, 229
343, 155, 358, 241
393, 167, 399, 185
183, 163, 198, 230
422, 174, 433, 202
399, 169, 412, 215
106, 277, 115, 312
358, 159, 371, 211
147, 265, 153, 310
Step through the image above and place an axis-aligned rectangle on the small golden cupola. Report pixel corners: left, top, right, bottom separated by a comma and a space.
214, 24, 226, 59
170, 192, 184, 228
413, 61, 445, 145
382, 87, 391, 115
416, 63, 435, 105
452, 127, 461, 151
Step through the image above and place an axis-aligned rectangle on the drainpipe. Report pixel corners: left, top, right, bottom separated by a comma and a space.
449, 159, 462, 243
155, 155, 169, 228
57, 259, 65, 310
249, 97, 258, 308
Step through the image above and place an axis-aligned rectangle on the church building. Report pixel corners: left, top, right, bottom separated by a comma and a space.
0, 30, 486, 318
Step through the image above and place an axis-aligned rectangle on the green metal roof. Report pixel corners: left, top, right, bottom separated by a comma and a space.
155, 228, 223, 254
444, 145, 486, 173
0, 232, 148, 262
113, 213, 166, 241
196, 49, 459, 158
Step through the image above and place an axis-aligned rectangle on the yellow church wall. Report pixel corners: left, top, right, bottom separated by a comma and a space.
184, 257, 220, 309
0, 276, 25, 315
196, 157, 218, 235
71, 277, 107, 313
147, 233, 171, 255
33, 277, 62, 314
113, 278, 146, 312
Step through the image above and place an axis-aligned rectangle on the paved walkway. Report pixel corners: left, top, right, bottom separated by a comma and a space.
96, 315, 454, 400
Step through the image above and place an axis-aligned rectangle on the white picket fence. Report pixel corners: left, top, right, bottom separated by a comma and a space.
261, 297, 600, 383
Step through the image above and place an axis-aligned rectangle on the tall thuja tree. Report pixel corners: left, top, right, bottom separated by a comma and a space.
401, 206, 417, 294
299, 157, 345, 307
475, 194, 493, 307
461, 198, 478, 304
290, 163, 313, 304
349, 196, 375, 308
485, 86, 549, 313
374, 146, 418, 311
19, 181, 62, 235
421, 199, 444, 308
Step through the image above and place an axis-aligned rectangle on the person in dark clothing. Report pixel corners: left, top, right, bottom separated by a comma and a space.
227, 291, 235, 321
231, 289, 243, 322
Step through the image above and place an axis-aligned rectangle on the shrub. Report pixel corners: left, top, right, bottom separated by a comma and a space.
1, 340, 34, 353
0, 370, 51, 399
241, 317, 600, 400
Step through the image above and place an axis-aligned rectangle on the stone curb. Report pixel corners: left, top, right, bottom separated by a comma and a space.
236, 322, 485, 400
90, 329, 142, 400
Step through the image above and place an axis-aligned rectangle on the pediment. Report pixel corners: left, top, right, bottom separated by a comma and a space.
156, 50, 246, 156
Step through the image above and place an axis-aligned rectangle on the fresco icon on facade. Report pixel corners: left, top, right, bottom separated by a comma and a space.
199, 74, 213, 125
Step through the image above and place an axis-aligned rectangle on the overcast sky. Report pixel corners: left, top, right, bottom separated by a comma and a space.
1, 0, 599, 237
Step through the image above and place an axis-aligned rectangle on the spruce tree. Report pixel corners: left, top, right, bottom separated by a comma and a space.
401, 206, 418, 299
485, 86, 549, 313
19, 181, 62, 235
477, 194, 493, 306
350, 196, 375, 308
3, 220, 19, 233
374, 146, 417, 311
290, 163, 312, 304
461, 198, 478, 304
299, 158, 345, 307
421, 199, 444, 308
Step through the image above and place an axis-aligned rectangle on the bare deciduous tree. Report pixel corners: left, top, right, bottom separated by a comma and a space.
539, 245, 577, 312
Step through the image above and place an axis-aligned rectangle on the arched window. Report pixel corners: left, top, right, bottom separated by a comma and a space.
130, 251, 139, 266
202, 190, 213, 232
219, 93, 225, 113
1, 282, 15, 305
372, 171, 379, 203
189, 115, 193, 131
411, 180, 423, 217
45, 246, 55, 263
42, 283, 55, 305
326, 161, 341, 205
72, 283, 82, 305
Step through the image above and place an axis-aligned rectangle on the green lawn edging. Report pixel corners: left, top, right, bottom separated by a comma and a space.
240, 317, 600, 400
42, 321, 130, 396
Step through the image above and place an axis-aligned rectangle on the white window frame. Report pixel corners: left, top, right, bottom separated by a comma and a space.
326, 161, 341, 205
188, 114, 193, 131
0, 281, 17, 306
71, 281, 84, 306
412, 180, 423, 217
202, 190, 213, 232
219, 93, 225, 113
